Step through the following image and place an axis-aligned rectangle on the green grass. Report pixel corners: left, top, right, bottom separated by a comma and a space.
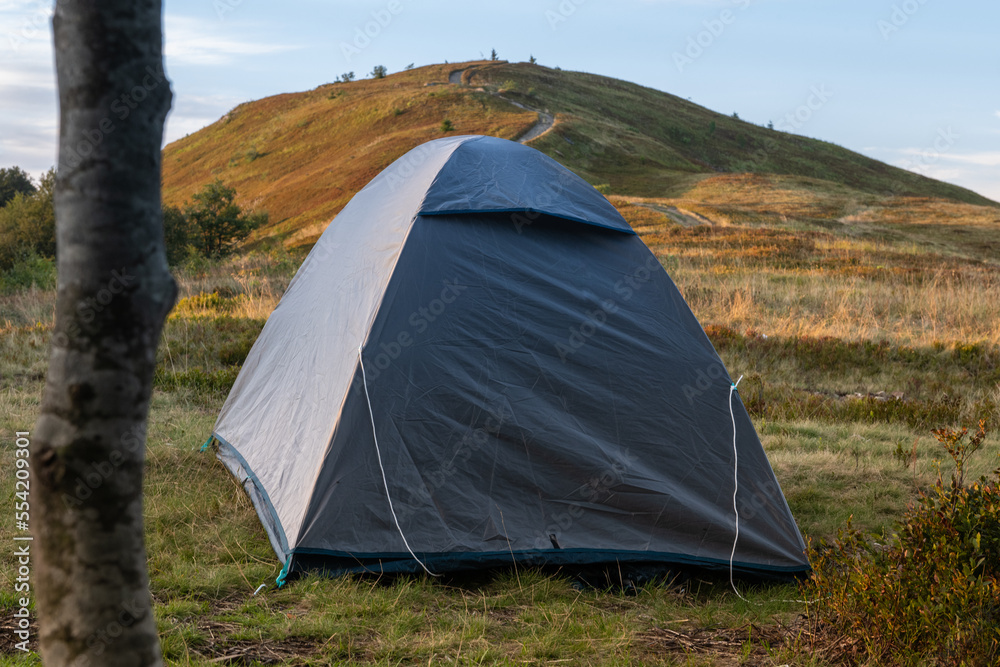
2, 196, 999, 664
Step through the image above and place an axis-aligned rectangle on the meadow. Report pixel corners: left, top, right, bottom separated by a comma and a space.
2, 181, 998, 665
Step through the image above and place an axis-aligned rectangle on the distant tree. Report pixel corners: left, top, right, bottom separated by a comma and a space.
405, 62, 414, 70
337, 71, 355, 83
162, 204, 195, 266
490, 48, 498, 61
529, 54, 537, 64
767, 120, 775, 130
0, 166, 36, 207
440, 118, 455, 132
0, 168, 55, 269
184, 179, 267, 257
371, 64, 387, 79
732, 112, 740, 120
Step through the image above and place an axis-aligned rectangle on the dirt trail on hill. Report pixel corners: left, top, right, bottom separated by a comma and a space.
449, 67, 555, 144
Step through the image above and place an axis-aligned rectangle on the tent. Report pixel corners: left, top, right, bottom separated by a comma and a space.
211, 135, 809, 583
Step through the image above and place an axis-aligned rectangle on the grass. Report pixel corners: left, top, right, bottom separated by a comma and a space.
160, 60, 997, 251
3, 208, 998, 664
4, 91, 1000, 662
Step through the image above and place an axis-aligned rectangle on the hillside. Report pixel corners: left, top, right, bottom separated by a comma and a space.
162, 60, 998, 250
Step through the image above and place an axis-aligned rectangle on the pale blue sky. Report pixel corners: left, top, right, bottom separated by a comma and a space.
2, 0, 998, 201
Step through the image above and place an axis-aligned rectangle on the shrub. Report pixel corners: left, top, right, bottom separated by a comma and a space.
803, 420, 1000, 665
0, 251, 56, 294
371, 65, 387, 79
0, 166, 36, 207
0, 168, 55, 271
440, 118, 454, 132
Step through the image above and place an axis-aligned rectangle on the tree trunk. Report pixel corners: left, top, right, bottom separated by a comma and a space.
32, 1, 174, 665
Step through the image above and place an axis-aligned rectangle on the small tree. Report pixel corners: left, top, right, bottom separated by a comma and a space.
529, 54, 537, 65
338, 71, 355, 83
371, 64, 387, 79
490, 48, 498, 61
162, 205, 194, 266
184, 179, 266, 257
0, 168, 56, 269
0, 166, 37, 207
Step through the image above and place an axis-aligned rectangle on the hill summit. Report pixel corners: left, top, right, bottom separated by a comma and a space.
161, 60, 996, 248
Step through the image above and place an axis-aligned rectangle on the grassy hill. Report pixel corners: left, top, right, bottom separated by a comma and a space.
2, 60, 998, 666
162, 60, 998, 250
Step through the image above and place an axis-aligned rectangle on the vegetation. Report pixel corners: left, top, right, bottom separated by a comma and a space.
4, 180, 999, 663
804, 421, 1000, 664
161, 60, 996, 249
3, 59, 999, 665
0, 169, 54, 273
371, 64, 387, 79
163, 179, 268, 264
0, 166, 36, 207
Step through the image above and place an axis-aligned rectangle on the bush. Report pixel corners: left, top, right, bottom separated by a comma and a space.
0, 168, 55, 271
0, 251, 56, 293
165, 180, 267, 263
0, 166, 36, 207
440, 118, 455, 132
804, 420, 1000, 665
371, 65, 387, 79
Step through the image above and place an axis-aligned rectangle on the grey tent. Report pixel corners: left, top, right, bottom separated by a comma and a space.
212, 135, 809, 583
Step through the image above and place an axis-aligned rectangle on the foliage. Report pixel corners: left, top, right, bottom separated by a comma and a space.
803, 420, 1000, 665
0, 165, 37, 207
0, 250, 56, 294
0, 168, 55, 270
440, 118, 454, 132
371, 64, 387, 79
529, 54, 537, 64
490, 48, 498, 61
170, 179, 267, 261
336, 71, 355, 83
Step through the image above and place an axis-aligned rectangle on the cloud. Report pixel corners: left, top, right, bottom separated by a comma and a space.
165, 15, 301, 66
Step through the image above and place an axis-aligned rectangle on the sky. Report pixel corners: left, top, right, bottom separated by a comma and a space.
2, 0, 998, 202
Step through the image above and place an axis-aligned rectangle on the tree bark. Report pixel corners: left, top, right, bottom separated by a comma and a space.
32, 1, 174, 665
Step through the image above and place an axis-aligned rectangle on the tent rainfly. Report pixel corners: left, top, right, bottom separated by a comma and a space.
211, 134, 809, 583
